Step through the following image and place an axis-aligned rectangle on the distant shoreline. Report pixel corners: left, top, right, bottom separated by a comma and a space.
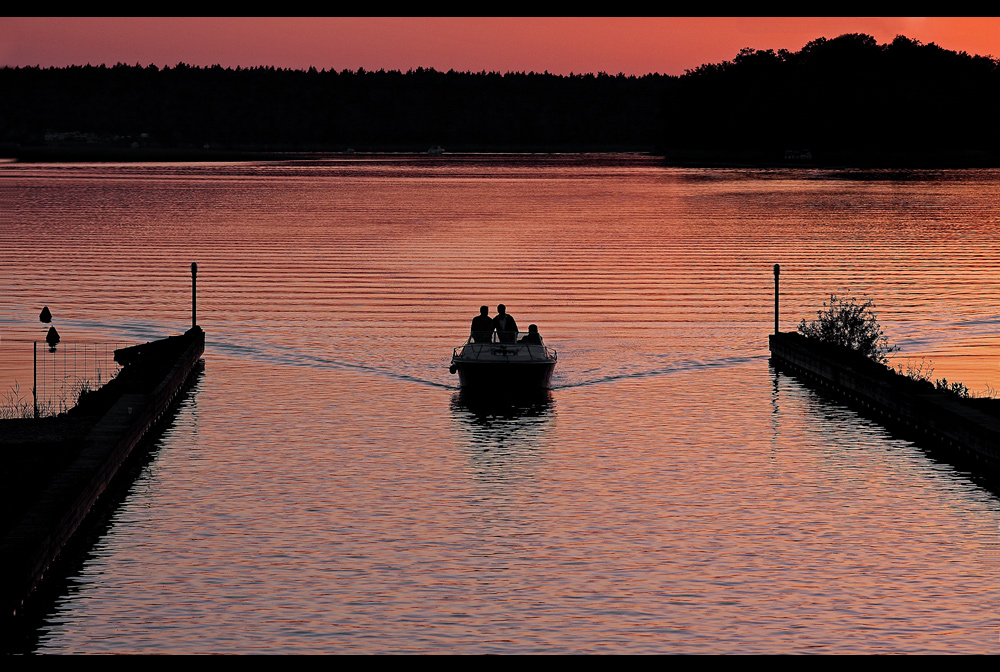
1, 144, 661, 164
4, 145, 1000, 169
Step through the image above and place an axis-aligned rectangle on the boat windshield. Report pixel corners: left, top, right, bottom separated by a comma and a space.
456, 331, 556, 361
467, 331, 544, 345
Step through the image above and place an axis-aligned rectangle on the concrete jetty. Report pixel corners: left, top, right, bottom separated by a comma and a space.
0, 325, 205, 620
769, 330, 1000, 468
768, 263, 1000, 470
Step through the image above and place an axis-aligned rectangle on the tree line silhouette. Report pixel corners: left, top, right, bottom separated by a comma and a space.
2, 33, 998, 163
667, 33, 1000, 164
0, 63, 670, 153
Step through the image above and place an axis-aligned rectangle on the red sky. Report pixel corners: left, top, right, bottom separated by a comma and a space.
2, 17, 999, 76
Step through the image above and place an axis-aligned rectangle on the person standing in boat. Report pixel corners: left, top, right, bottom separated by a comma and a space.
471, 305, 495, 343
493, 304, 519, 344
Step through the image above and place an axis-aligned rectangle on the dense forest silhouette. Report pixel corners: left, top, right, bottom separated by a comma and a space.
2, 33, 999, 164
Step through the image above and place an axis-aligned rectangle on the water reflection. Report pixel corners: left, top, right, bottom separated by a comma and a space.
769, 360, 1000, 497
9, 161, 1000, 653
450, 390, 555, 451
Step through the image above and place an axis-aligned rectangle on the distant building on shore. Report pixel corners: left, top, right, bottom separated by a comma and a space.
784, 149, 812, 161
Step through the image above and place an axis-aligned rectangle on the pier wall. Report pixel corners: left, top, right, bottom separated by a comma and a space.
1, 326, 205, 618
769, 331, 1000, 467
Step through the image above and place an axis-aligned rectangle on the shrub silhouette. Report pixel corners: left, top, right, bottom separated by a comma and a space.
798, 294, 899, 365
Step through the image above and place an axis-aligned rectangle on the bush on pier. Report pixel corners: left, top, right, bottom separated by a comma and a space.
797, 294, 899, 365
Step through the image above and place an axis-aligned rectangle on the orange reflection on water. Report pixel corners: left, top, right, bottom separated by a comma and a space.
1, 159, 998, 653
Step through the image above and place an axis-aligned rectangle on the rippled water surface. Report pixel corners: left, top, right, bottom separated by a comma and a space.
2, 156, 999, 653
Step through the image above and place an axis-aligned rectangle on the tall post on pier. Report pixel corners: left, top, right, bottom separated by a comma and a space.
33, 340, 38, 419
773, 263, 780, 335
191, 262, 198, 329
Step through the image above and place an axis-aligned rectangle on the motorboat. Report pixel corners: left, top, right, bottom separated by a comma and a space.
450, 331, 557, 391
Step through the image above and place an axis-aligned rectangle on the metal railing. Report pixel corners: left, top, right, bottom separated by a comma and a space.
454, 331, 557, 362
0, 340, 132, 419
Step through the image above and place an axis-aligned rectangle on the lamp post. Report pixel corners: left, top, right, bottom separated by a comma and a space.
191, 262, 198, 329
773, 264, 780, 335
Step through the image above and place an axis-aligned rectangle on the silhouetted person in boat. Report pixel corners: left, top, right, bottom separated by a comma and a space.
519, 323, 542, 345
493, 304, 518, 344
471, 305, 494, 343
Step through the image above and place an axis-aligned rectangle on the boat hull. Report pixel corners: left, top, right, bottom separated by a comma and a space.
450, 339, 557, 392
454, 360, 556, 391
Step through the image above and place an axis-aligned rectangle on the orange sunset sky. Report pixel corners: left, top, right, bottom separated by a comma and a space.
2, 17, 1000, 77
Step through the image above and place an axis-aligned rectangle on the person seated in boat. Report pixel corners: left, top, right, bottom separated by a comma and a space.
493, 304, 519, 344
519, 324, 542, 345
470, 305, 494, 343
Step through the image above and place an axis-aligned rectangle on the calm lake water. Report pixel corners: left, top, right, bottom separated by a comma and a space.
2, 155, 1000, 653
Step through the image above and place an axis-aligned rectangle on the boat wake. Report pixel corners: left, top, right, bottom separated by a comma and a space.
208, 336, 767, 393
553, 354, 765, 389
208, 339, 457, 389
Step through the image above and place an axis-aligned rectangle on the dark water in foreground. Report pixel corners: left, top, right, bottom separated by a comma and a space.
1, 156, 999, 653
